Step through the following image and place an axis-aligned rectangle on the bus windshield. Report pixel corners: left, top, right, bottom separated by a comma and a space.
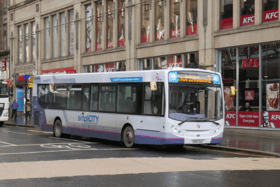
169, 72, 223, 122
0, 84, 8, 97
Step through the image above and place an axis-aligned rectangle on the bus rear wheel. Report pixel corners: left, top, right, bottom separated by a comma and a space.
53, 120, 62, 138
123, 126, 135, 148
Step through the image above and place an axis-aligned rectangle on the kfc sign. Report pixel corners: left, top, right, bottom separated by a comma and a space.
241, 15, 255, 27
42, 67, 76, 75
245, 91, 254, 101
0, 61, 6, 70
263, 9, 278, 23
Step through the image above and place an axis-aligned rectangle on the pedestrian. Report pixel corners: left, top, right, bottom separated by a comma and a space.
26, 99, 31, 121
11, 100, 18, 121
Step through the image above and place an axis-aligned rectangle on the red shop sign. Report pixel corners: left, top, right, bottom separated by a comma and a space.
186, 24, 197, 35
263, 9, 278, 23
225, 111, 236, 126
245, 91, 254, 100
240, 14, 255, 27
0, 61, 6, 70
42, 67, 76, 75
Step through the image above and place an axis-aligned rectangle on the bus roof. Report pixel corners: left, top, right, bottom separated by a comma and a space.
34, 68, 221, 84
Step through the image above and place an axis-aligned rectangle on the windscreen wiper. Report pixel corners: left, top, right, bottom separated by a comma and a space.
195, 119, 220, 126
178, 118, 191, 125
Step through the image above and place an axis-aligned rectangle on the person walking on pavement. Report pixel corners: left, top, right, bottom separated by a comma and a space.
11, 100, 18, 121
26, 99, 31, 121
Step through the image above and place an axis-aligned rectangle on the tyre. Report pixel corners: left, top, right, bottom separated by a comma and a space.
0, 122, 3, 127
53, 119, 63, 138
122, 126, 135, 148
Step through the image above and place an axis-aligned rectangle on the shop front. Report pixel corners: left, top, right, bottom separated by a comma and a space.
83, 61, 126, 73
217, 42, 280, 129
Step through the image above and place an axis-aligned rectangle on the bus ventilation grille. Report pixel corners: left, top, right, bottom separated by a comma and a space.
34, 111, 40, 125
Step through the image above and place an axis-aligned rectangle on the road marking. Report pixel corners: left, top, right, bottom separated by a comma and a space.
0, 157, 280, 180
0, 142, 98, 148
40, 143, 92, 150
0, 147, 138, 156
48, 136, 93, 143
4, 131, 34, 136
0, 141, 16, 146
28, 130, 53, 134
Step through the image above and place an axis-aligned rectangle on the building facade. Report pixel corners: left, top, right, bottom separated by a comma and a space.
5, 0, 280, 131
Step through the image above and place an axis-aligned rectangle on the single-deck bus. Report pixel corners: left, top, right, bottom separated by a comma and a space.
0, 81, 9, 127
32, 68, 224, 147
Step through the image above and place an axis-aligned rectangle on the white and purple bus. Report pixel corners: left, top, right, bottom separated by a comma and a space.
32, 68, 224, 147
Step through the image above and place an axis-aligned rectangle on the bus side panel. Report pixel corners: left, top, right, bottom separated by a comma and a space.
32, 96, 50, 131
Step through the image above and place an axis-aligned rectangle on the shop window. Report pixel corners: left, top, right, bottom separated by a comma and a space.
25, 24, 29, 62
52, 15, 58, 58
44, 18, 50, 60
90, 85, 98, 111
69, 10, 74, 55
220, 0, 233, 30
141, 0, 150, 43
99, 85, 116, 112
154, 57, 167, 69
118, 0, 125, 47
240, 0, 255, 27
261, 42, 280, 128
96, 1, 103, 51
18, 26, 23, 63
107, 0, 114, 49
185, 52, 199, 68
95, 63, 115, 72
60, 12, 66, 57
85, 4, 92, 53
115, 61, 126, 71
155, 0, 164, 41
31, 22, 36, 61
139, 58, 153, 70
186, 0, 197, 35
3, 24, 7, 50
263, 0, 278, 23
117, 84, 137, 113
238, 45, 259, 127
170, 0, 180, 38
167, 54, 183, 67
221, 48, 237, 127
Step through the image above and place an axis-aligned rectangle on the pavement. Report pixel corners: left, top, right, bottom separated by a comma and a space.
3, 116, 280, 157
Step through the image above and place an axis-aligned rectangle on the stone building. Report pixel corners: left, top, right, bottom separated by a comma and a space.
6, 0, 280, 134
0, 0, 9, 80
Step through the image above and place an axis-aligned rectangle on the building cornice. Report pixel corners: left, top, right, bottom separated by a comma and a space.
8, 0, 40, 11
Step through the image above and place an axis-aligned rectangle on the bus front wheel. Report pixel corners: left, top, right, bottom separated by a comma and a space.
123, 126, 135, 148
53, 120, 62, 138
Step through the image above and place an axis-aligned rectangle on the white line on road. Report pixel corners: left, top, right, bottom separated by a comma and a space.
0, 147, 138, 156
0, 141, 16, 146
0, 142, 98, 148
28, 130, 53, 134
48, 136, 94, 143
4, 131, 34, 136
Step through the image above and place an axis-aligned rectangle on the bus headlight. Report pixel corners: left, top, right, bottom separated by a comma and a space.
170, 124, 181, 135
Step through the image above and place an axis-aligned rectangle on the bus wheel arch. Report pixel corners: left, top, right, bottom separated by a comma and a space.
53, 117, 63, 138
121, 123, 135, 148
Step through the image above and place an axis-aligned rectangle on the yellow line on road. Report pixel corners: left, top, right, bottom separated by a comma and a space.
0, 157, 280, 180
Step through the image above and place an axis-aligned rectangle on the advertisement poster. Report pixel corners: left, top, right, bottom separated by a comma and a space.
225, 111, 280, 128
16, 88, 24, 111
224, 87, 234, 111
245, 91, 254, 100
266, 83, 279, 111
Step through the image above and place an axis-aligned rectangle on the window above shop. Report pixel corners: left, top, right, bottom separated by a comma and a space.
220, 0, 233, 30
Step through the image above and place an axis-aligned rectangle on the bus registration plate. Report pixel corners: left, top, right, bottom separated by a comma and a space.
192, 140, 204, 144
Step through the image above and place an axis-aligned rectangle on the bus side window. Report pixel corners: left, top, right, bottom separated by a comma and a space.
90, 85, 98, 111
99, 84, 116, 112
137, 83, 143, 114
83, 84, 90, 111
117, 84, 137, 114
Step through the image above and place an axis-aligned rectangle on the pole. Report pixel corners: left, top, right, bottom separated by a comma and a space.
25, 78, 27, 125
